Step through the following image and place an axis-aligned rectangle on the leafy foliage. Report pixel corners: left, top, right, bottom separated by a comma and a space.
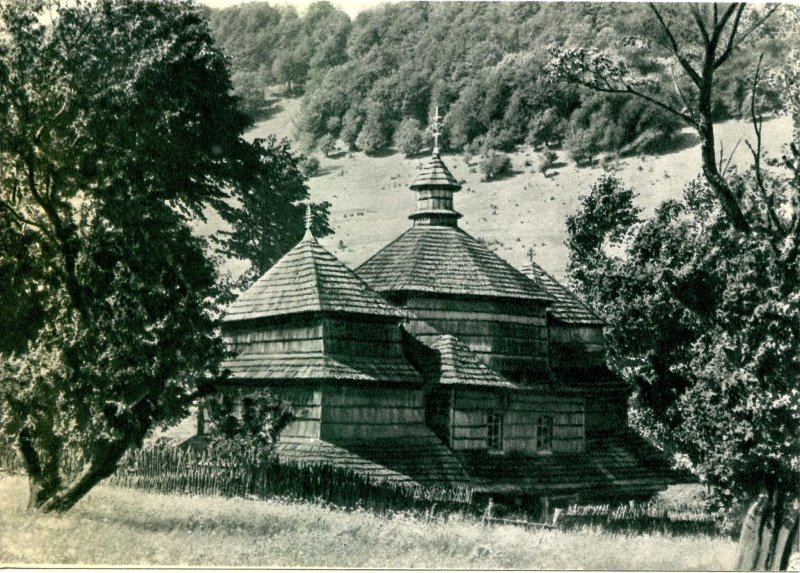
206, 2, 789, 159
566, 170, 800, 504
0, 0, 325, 513
479, 151, 513, 181
393, 118, 430, 157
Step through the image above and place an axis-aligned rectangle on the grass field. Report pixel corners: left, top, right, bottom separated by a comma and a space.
214, 98, 793, 284
0, 476, 736, 568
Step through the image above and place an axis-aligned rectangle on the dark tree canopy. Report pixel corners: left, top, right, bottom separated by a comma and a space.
206, 2, 789, 158
0, 0, 324, 513
557, 3, 799, 569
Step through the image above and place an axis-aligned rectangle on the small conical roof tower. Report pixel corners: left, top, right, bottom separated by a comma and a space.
409, 108, 462, 227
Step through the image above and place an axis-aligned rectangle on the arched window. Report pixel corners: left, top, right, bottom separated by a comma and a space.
537, 415, 553, 451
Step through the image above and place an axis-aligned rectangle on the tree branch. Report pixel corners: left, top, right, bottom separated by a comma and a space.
714, 4, 745, 69
691, 3, 710, 44
730, 5, 779, 52
649, 3, 702, 86
745, 55, 786, 242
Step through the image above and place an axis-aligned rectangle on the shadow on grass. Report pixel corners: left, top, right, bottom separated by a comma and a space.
625, 131, 702, 158
248, 100, 284, 123
483, 169, 525, 183
363, 148, 398, 159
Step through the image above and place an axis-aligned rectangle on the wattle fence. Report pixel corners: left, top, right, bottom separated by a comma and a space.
0, 442, 477, 517
106, 445, 477, 516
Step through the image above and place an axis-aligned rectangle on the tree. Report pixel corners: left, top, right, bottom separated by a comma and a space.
553, 4, 799, 568
355, 99, 392, 154
393, 118, 429, 156
216, 135, 333, 288
0, 0, 323, 513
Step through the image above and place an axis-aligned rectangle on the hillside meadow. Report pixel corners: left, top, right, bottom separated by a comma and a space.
200, 98, 794, 284
0, 476, 735, 569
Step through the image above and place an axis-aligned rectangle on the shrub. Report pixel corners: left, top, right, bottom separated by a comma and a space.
540, 150, 558, 174
564, 129, 599, 166
318, 134, 336, 157
479, 151, 512, 181
393, 118, 429, 156
301, 156, 321, 178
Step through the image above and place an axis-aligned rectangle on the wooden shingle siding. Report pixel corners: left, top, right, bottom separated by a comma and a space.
276, 387, 322, 440
585, 392, 628, 435
449, 389, 585, 454
223, 323, 324, 355
404, 296, 550, 377
321, 386, 428, 442
323, 318, 405, 357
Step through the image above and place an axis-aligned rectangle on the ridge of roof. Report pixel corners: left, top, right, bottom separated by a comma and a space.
223, 233, 404, 323
521, 262, 603, 325
356, 225, 553, 303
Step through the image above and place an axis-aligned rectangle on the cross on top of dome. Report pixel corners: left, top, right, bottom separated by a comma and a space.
430, 106, 442, 155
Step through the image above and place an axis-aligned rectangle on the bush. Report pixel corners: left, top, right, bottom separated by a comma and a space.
479, 151, 512, 181
540, 150, 558, 174
393, 118, 429, 156
564, 128, 599, 166
301, 156, 321, 178
318, 134, 336, 157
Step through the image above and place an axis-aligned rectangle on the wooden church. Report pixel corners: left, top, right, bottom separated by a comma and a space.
216, 120, 675, 503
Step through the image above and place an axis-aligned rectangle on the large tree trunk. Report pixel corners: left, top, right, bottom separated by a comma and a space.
21, 433, 129, 514
734, 488, 799, 570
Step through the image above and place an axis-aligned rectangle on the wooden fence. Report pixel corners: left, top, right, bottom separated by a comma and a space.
0, 444, 477, 517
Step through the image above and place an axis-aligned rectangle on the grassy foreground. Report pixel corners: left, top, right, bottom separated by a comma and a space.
0, 476, 735, 569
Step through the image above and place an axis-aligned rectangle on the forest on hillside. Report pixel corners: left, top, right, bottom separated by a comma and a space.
205, 2, 789, 161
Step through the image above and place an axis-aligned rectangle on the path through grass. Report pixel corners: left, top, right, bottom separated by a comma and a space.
0, 476, 735, 568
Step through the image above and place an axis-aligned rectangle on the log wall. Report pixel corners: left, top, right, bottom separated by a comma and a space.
320, 385, 429, 443
403, 295, 550, 379
450, 389, 585, 454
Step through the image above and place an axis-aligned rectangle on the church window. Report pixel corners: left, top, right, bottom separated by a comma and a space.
537, 415, 553, 451
486, 412, 504, 451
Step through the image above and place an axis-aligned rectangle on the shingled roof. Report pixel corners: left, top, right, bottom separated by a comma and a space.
460, 429, 676, 496
224, 231, 404, 323
522, 263, 603, 325
356, 226, 553, 302
223, 350, 422, 384
427, 334, 517, 388
410, 151, 461, 190
278, 435, 471, 488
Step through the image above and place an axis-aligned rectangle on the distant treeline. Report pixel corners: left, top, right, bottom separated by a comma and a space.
206, 2, 786, 159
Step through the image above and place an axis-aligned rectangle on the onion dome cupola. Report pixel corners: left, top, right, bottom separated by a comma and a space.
409, 108, 462, 227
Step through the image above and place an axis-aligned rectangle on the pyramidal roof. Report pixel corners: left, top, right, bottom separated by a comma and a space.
223, 230, 404, 323
410, 150, 461, 190
356, 225, 553, 302
521, 263, 603, 325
